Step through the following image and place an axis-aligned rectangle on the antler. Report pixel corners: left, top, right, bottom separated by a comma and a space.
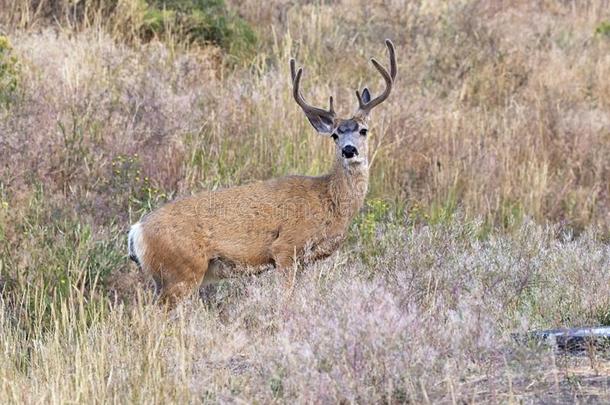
289, 58, 336, 122
356, 39, 397, 114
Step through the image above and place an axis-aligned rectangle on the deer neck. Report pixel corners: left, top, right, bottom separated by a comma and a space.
327, 158, 369, 221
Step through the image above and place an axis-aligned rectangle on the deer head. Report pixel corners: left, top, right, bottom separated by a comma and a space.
290, 39, 397, 168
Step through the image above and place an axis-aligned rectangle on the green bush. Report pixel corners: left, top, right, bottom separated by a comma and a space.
349, 198, 401, 263
0, 35, 20, 107
143, 0, 257, 58
595, 21, 610, 37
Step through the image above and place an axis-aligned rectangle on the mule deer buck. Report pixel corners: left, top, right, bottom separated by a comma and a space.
128, 40, 397, 305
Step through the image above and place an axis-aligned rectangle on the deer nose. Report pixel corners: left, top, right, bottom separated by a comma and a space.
342, 145, 358, 159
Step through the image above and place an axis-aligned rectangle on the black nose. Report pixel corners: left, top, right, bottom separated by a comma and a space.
342, 145, 358, 159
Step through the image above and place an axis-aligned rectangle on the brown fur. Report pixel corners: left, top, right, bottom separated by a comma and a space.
135, 148, 368, 304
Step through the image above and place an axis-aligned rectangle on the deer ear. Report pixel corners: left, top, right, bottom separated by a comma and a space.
305, 113, 334, 134
361, 88, 371, 103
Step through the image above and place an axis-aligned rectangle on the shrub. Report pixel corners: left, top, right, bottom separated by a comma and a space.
0, 35, 20, 107
1, 1, 257, 60
595, 21, 610, 37
142, 0, 257, 58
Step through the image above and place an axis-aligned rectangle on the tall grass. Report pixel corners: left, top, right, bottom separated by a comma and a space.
0, 0, 609, 402
1, 1, 609, 229
2, 221, 610, 402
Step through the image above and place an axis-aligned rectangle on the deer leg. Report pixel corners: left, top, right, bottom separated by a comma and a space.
157, 255, 209, 307
272, 252, 295, 270
273, 253, 297, 291
270, 240, 300, 290
159, 281, 195, 307
270, 236, 298, 270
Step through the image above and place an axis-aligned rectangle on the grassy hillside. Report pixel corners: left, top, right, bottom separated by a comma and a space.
0, 0, 609, 402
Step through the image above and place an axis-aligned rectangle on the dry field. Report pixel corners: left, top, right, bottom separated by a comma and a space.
0, 0, 609, 403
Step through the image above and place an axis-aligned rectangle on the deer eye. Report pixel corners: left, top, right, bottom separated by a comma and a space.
359, 128, 368, 136
331, 133, 338, 140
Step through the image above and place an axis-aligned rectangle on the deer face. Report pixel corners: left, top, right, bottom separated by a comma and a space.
290, 40, 396, 169
331, 117, 369, 166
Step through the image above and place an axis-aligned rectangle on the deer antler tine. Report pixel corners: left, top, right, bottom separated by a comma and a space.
293, 67, 306, 108
355, 90, 364, 109
290, 58, 297, 82
385, 39, 397, 80
328, 96, 334, 114
371, 58, 392, 85
289, 58, 336, 121
357, 40, 397, 114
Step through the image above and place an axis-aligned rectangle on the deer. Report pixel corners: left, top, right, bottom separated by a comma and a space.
128, 39, 397, 305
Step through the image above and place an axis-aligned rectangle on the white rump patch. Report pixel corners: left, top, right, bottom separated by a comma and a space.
128, 222, 147, 265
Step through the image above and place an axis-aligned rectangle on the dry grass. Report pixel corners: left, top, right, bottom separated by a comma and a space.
2, 221, 610, 402
1, 0, 610, 402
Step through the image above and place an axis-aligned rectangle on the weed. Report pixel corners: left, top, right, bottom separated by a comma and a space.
595, 21, 610, 37
0, 35, 20, 107
144, 0, 258, 54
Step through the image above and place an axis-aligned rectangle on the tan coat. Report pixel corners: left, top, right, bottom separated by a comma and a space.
130, 159, 368, 303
